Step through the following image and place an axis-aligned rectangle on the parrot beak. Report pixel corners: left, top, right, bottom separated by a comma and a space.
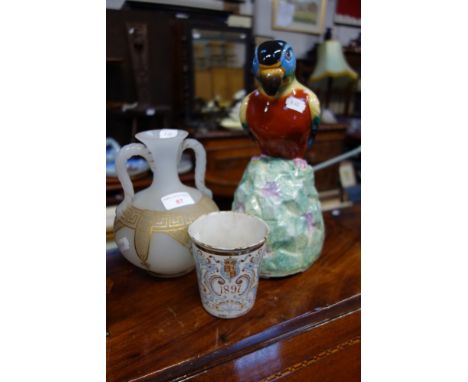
259, 67, 285, 97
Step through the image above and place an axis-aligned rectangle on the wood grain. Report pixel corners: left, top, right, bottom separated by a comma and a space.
191, 311, 360, 382
107, 205, 360, 381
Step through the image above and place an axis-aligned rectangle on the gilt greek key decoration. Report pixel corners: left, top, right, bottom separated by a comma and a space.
114, 196, 217, 266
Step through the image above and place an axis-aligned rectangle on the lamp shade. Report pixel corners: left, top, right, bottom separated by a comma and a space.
309, 40, 358, 82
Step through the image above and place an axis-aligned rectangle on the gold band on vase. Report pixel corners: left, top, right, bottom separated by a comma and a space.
114, 196, 218, 266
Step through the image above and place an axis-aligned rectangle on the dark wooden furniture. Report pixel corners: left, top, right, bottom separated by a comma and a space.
107, 4, 253, 122
106, 123, 348, 206
107, 9, 177, 144
305, 123, 349, 192
196, 123, 348, 197
107, 205, 360, 381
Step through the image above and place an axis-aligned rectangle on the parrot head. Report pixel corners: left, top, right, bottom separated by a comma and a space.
252, 40, 296, 98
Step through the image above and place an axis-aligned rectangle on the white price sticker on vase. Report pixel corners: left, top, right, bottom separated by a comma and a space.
285, 96, 306, 113
161, 192, 195, 210
160, 129, 178, 139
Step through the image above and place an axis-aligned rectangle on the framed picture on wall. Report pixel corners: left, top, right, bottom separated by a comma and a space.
271, 0, 327, 35
334, 0, 361, 27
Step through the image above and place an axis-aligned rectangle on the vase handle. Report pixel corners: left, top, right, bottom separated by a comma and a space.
182, 138, 213, 199
115, 143, 154, 217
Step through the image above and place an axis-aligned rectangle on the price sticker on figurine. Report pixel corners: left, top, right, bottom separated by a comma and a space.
161, 192, 195, 210
160, 129, 178, 139
285, 96, 306, 113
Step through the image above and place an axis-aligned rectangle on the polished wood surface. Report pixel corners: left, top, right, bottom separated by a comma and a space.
107, 205, 360, 381
193, 310, 360, 382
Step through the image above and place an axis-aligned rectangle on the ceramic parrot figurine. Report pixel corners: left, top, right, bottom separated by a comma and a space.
240, 40, 321, 159
233, 40, 325, 278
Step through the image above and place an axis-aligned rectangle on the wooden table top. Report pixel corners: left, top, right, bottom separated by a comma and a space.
106, 205, 361, 381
